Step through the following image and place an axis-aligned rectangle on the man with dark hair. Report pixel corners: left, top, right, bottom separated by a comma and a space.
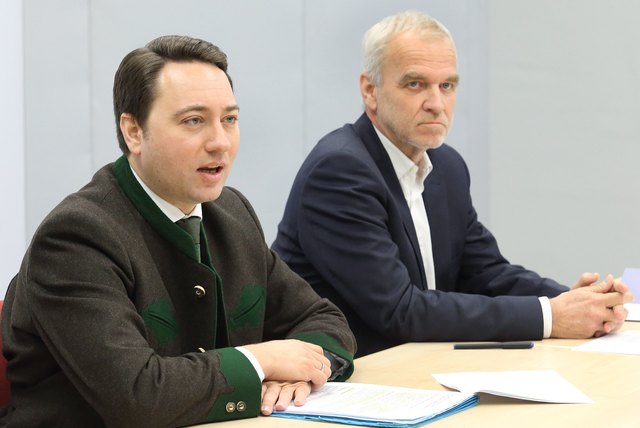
113, 35, 233, 154
1, 35, 355, 426
272, 11, 632, 357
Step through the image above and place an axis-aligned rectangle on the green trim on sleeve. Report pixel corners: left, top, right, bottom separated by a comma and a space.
290, 332, 354, 382
206, 348, 262, 421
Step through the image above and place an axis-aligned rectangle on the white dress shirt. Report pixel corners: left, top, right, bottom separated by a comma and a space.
376, 129, 437, 290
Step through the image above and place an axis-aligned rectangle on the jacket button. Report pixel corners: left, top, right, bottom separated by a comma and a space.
225, 402, 236, 413
237, 401, 246, 412
194, 285, 206, 298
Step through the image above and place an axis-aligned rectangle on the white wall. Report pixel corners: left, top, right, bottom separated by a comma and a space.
489, 0, 640, 285
0, 0, 25, 292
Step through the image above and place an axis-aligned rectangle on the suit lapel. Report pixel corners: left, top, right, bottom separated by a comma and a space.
353, 114, 428, 289
422, 153, 448, 289
113, 156, 230, 345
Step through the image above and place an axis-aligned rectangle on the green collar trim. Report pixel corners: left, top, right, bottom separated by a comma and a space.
113, 156, 228, 345
113, 156, 200, 262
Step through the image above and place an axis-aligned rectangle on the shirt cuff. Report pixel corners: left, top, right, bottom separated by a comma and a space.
235, 346, 265, 382
538, 296, 552, 338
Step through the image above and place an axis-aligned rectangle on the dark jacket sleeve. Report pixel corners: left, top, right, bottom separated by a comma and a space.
4, 168, 354, 427
11, 204, 259, 427
225, 188, 356, 379
275, 141, 567, 348
426, 144, 568, 299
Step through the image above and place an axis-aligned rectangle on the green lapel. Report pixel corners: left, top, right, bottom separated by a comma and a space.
113, 155, 199, 261
113, 156, 230, 346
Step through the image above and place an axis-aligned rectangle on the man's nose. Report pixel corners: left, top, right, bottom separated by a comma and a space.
421, 85, 445, 114
204, 122, 232, 152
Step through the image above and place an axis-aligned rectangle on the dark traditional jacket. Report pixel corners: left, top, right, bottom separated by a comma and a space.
1, 156, 355, 427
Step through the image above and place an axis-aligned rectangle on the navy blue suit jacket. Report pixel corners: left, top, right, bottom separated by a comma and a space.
273, 114, 568, 356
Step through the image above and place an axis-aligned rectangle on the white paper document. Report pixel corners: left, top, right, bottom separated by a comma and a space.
622, 267, 640, 321
273, 382, 478, 427
625, 303, 640, 322
432, 370, 592, 404
573, 330, 640, 356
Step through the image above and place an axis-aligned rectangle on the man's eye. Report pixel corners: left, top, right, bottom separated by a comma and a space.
223, 116, 238, 125
184, 117, 203, 125
441, 82, 455, 91
407, 81, 420, 89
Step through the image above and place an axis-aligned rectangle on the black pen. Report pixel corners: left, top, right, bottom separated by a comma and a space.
453, 341, 534, 350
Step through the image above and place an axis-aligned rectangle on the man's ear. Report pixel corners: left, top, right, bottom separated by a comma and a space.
120, 113, 143, 155
359, 73, 377, 113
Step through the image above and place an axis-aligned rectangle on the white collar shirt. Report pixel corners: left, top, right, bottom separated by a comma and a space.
375, 128, 437, 290
130, 166, 202, 221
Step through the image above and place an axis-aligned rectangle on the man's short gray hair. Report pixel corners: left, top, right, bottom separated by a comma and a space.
362, 10, 455, 86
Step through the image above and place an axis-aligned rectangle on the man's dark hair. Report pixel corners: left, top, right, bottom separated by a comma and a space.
113, 35, 232, 154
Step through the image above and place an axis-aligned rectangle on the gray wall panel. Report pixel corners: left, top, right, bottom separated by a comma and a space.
19, 0, 489, 249
0, 0, 25, 290
23, 0, 93, 240
303, 0, 490, 222
88, 0, 305, 242
489, 0, 640, 284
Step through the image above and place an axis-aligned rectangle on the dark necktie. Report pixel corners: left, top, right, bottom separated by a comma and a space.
176, 216, 201, 262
